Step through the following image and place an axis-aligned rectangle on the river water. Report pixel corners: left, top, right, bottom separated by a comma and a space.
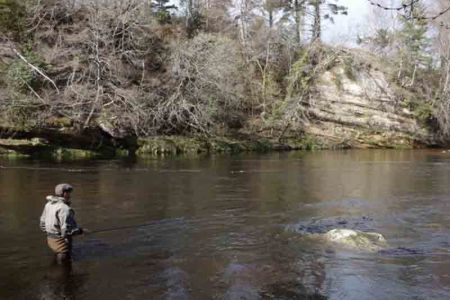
1, 150, 450, 299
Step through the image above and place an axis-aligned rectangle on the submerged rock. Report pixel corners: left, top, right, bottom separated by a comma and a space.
288, 215, 375, 235
378, 247, 426, 256
323, 229, 388, 252
286, 216, 388, 252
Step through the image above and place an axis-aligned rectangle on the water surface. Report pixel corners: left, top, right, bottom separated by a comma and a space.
1, 150, 450, 299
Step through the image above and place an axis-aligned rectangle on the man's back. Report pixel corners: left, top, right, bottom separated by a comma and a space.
40, 196, 73, 238
40, 183, 83, 262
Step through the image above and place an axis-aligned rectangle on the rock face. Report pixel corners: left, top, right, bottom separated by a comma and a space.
323, 229, 388, 252
302, 53, 433, 148
0, 126, 119, 158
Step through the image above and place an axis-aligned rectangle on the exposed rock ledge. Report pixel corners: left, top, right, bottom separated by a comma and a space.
300, 51, 435, 149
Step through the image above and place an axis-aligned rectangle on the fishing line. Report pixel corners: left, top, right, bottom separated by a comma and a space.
87, 218, 185, 234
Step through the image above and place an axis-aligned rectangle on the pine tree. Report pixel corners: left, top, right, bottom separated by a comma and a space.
262, 0, 289, 28
308, 0, 347, 43
396, 1, 431, 86
151, 0, 177, 24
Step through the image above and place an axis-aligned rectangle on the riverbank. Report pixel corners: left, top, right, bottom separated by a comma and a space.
0, 126, 432, 160
0, 133, 319, 159
0, 2, 442, 158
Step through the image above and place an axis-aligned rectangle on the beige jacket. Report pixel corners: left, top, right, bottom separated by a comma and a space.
39, 196, 82, 238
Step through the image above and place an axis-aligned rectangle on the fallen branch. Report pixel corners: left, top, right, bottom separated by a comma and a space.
11, 47, 60, 94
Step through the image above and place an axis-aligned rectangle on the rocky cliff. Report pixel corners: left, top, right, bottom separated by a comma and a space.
298, 51, 434, 149
0, 48, 438, 158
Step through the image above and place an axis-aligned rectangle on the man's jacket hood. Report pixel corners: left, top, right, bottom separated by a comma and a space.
46, 195, 65, 203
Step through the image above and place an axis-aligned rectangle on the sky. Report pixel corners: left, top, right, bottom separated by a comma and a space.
167, 0, 398, 46
323, 0, 372, 45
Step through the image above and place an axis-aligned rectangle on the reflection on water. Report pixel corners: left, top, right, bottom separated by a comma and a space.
1, 150, 450, 299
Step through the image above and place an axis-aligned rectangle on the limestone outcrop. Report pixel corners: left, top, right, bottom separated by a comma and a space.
301, 51, 434, 148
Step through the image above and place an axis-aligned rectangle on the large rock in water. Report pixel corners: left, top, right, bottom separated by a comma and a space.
323, 229, 388, 252
301, 50, 434, 148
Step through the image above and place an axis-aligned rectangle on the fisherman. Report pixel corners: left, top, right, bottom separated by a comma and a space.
40, 183, 84, 262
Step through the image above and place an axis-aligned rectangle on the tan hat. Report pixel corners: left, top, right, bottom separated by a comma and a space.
55, 183, 74, 196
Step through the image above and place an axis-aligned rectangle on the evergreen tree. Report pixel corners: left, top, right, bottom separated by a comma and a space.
151, 0, 177, 24
262, 0, 289, 28
396, 1, 432, 86
308, 0, 347, 43
272, 0, 307, 45
180, 0, 205, 37
291, 0, 306, 44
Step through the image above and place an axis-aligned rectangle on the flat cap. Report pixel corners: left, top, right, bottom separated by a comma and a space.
55, 183, 74, 196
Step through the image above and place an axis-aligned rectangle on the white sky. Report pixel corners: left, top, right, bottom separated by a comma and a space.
169, 0, 402, 46
323, 0, 372, 45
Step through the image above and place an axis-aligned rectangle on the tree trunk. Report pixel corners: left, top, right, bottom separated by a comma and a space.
238, 0, 249, 51
186, 0, 194, 35
294, 0, 302, 44
311, 0, 321, 43
269, 9, 273, 28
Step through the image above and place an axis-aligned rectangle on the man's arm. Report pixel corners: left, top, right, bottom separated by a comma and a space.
39, 206, 47, 233
59, 207, 83, 237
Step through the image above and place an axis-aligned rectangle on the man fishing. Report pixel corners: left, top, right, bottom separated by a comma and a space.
40, 183, 84, 262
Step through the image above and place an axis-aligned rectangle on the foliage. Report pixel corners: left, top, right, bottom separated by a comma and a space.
1, 94, 44, 129
180, 0, 206, 37
6, 48, 47, 92
0, 0, 26, 40
186, 10, 206, 37
361, 29, 394, 54
413, 101, 434, 124
343, 56, 357, 81
1, 0, 449, 149
396, 4, 432, 85
286, 48, 312, 98
151, 0, 177, 24
308, 0, 347, 42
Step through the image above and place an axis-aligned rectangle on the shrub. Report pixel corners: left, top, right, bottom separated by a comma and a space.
6, 48, 47, 92
164, 33, 247, 134
0, 0, 26, 40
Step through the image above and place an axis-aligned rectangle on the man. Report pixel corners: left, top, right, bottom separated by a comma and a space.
40, 183, 84, 262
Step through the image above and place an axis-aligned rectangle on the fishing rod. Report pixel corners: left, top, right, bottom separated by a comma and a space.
86, 218, 185, 235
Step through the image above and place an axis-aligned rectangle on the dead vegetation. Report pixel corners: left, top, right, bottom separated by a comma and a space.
0, 0, 265, 137
0, 0, 445, 148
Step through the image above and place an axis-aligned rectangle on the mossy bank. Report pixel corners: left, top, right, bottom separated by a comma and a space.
0, 131, 331, 159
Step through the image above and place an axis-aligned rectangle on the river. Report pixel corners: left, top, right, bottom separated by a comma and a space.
1, 150, 450, 299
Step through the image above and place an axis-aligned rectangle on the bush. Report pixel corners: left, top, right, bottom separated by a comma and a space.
0, 94, 45, 129
163, 33, 248, 134
6, 48, 47, 92
0, 0, 26, 40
